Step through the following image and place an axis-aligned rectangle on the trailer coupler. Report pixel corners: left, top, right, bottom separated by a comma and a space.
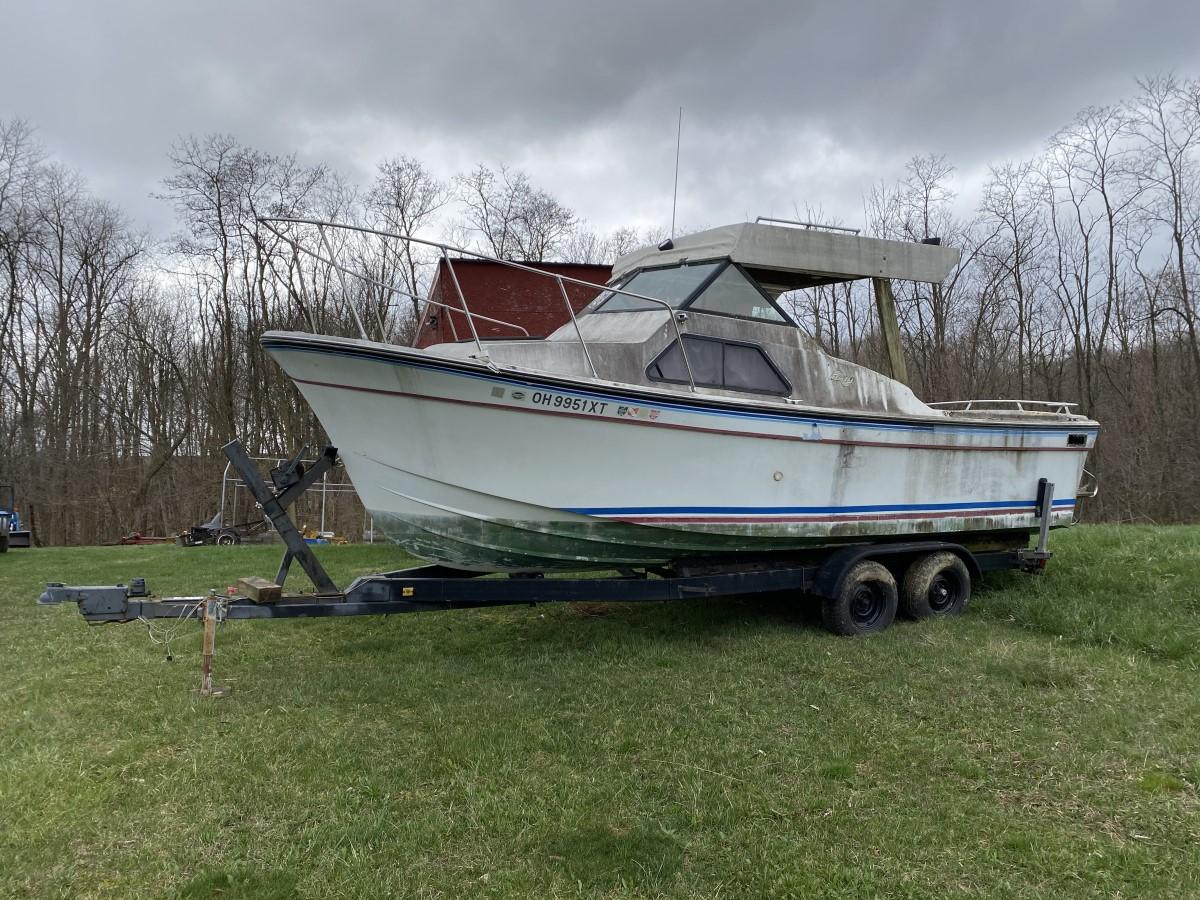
38, 579, 155, 622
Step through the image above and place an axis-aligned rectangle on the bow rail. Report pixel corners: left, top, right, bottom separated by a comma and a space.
257, 217, 699, 390
927, 399, 1079, 415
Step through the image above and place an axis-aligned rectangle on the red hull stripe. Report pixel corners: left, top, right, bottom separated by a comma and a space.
290, 376, 1091, 454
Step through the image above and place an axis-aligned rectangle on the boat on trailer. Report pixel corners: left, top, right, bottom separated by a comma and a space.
260, 218, 1099, 573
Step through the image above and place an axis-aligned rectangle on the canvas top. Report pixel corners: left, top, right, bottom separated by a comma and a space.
612, 222, 961, 292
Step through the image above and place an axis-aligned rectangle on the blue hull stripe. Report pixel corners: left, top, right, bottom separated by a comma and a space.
264, 339, 1099, 439
568, 498, 1077, 516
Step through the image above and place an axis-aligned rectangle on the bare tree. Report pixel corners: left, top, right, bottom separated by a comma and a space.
979, 161, 1049, 396
455, 164, 576, 261
1129, 75, 1200, 377
366, 156, 447, 320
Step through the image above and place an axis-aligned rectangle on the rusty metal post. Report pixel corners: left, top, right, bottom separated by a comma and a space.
197, 590, 229, 698
871, 277, 908, 385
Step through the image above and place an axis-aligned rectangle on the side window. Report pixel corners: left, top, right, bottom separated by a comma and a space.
723, 342, 787, 393
647, 337, 789, 395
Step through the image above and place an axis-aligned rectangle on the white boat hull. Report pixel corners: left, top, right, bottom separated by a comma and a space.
264, 333, 1095, 571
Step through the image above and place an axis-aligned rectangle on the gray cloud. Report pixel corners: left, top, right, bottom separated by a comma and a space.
4, 0, 1199, 238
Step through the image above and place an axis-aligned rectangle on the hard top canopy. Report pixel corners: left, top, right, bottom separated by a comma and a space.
612, 222, 960, 293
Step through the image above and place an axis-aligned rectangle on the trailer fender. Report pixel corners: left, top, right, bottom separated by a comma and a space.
812, 542, 980, 601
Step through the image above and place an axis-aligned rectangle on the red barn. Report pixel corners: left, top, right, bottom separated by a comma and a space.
413, 259, 612, 349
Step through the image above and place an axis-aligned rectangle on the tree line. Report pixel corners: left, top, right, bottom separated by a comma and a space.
1, 74, 1198, 545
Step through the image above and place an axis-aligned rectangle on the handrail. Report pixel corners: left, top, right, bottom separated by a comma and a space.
257, 216, 698, 391
261, 220, 530, 340
318, 225, 369, 339
555, 274, 598, 378
754, 216, 861, 235
439, 246, 484, 351
927, 399, 1079, 414
1077, 466, 1099, 499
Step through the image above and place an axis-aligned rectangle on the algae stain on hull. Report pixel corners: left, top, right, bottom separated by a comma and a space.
371, 510, 1049, 571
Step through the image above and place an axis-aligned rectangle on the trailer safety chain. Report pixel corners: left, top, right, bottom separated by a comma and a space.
139, 600, 203, 662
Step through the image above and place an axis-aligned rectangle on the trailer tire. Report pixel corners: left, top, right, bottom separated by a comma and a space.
0, 534, 8, 553
901, 552, 971, 619
822, 560, 897, 636
216, 530, 241, 546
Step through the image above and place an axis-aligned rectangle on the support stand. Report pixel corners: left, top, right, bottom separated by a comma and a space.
221, 441, 341, 594
871, 277, 909, 385
1034, 478, 1055, 554
1017, 477, 1055, 571
196, 590, 230, 698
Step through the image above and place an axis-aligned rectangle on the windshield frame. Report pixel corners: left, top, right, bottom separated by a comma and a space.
592, 258, 796, 326
687, 261, 796, 325
592, 259, 725, 313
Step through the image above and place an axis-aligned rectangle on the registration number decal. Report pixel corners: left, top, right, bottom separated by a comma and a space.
503, 388, 663, 422
529, 391, 608, 414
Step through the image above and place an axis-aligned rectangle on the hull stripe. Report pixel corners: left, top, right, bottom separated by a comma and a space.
265, 339, 1099, 438
606, 508, 1069, 524
288, 374, 1093, 454
572, 499, 1076, 516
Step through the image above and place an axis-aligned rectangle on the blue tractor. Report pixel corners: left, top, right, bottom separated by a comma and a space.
0, 483, 32, 552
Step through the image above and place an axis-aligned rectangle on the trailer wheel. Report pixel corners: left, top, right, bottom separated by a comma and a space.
216, 530, 241, 546
901, 552, 971, 619
822, 560, 897, 636
0, 534, 8, 553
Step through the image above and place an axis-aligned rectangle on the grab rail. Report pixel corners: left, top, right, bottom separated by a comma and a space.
1076, 467, 1099, 499
754, 216, 861, 235
927, 399, 1079, 415
263, 221, 531, 340
257, 216, 697, 391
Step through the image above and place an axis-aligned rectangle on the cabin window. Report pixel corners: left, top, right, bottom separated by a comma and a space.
647, 336, 790, 395
596, 261, 721, 312
690, 264, 787, 322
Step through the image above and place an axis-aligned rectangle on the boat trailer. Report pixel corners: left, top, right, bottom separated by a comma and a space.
37, 440, 1058, 695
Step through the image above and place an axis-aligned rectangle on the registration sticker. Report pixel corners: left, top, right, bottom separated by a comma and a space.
618, 405, 657, 421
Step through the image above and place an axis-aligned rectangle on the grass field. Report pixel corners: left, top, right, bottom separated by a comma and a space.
2, 526, 1199, 898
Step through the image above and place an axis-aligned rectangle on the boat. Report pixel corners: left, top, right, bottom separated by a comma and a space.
260, 218, 1099, 571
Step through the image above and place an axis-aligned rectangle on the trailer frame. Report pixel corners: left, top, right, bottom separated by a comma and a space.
36, 440, 1058, 693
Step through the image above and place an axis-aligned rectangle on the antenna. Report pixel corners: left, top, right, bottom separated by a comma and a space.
670, 107, 682, 237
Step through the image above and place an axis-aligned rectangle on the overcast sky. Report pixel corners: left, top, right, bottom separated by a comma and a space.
4, 0, 1199, 241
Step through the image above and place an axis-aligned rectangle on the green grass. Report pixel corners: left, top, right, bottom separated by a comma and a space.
2, 526, 1199, 898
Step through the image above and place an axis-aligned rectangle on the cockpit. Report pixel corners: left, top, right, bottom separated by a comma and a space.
424, 221, 960, 417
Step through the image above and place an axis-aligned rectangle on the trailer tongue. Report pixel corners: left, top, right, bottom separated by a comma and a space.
36, 440, 1057, 695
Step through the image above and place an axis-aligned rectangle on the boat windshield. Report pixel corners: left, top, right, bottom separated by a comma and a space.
689, 264, 788, 323
596, 261, 720, 312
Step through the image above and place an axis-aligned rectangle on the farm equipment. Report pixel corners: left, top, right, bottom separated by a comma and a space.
177, 511, 272, 547
36, 440, 1062, 695
0, 483, 32, 551
109, 533, 177, 546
